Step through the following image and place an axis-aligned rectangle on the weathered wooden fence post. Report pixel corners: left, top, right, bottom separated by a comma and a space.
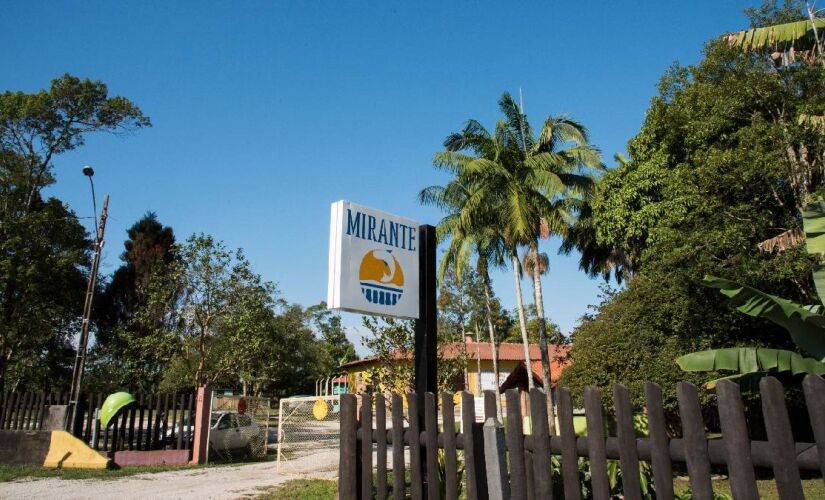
483, 417, 510, 500
339, 393, 359, 500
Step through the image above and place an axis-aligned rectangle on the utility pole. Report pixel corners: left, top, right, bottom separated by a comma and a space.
67, 194, 109, 432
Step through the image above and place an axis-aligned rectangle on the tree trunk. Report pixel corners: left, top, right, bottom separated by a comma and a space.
474, 324, 482, 396
510, 250, 534, 390
529, 242, 556, 435
482, 273, 501, 419
196, 324, 207, 386
460, 311, 469, 393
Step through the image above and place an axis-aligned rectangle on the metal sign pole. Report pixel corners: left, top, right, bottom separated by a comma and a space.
414, 224, 437, 395
414, 224, 437, 495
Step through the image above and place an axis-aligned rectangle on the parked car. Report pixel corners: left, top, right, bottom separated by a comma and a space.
209, 411, 264, 455
165, 411, 264, 455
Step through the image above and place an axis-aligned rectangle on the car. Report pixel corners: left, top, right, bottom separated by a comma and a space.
208, 411, 264, 455
165, 411, 264, 456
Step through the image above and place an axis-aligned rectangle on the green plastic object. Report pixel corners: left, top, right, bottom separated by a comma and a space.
100, 392, 136, 428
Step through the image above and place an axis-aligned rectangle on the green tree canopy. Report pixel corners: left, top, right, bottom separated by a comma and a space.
561, 6, 825, 409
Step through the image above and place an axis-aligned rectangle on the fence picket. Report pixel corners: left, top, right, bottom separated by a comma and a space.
557, 388, 580, 500
529, 388, 553, 500
461, 391, 480, 500
505, 389, 528, 500
36, 393, 47, 431
176, 394, 185, 451
186, 394, 195, 450
0, 392, 7, 429
715, 380, 758, 500
677, 382, 713, 500
483, 390, 496, 421
802, 375, 825, 481
22, 392, 36, 430
93, 393, 102, 449
407, 393, 423, 500
136, 394, 145, 450
760, 377, 804, 499
644, 383, 674, 499
424, 393, 440, 500
361, 393, 373, 500
583, 386, 609, 500
441, 392, 458, 500
614, 384, 641, 500
375, 393, 388, 500
339, 394, 358, 500
128, 400, 137, 450
391, 393, 405, 500
15, 393, 30, 430
119, 405, 129, 451
5, 393, 17, 430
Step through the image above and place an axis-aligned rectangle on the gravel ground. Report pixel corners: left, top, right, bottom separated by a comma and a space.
0, 452, 339, 500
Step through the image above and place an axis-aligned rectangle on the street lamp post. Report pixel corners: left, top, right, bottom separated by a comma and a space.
67, 166, 109, 433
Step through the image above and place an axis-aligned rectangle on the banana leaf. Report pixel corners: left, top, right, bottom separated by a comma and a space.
726, 18, 825, 52
703, 275, 825, 361
676, 347, 825, 389
803, 199, 825, 306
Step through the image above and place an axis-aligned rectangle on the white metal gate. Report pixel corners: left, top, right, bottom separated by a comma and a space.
276, 395, 341, 472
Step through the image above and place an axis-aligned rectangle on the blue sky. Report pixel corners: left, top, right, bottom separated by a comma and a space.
3, 1, 755, 354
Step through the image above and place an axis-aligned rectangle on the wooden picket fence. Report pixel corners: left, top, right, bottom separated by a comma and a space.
0, 391, 195, 452
339, 375, 825, 500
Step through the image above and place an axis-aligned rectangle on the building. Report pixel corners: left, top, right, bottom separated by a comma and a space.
340, 335, 570, 394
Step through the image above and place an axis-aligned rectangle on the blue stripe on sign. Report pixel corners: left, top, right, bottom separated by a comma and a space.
360, 282, 403, 293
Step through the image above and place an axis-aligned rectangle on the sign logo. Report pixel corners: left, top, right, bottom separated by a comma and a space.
359, 249, 404, 305
328, 200, 419, 318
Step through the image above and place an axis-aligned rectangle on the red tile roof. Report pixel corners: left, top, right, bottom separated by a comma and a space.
340, 339, 570, 375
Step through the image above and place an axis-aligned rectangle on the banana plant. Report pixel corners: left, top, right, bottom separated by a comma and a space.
726, 17, 825, 53
677, 200, 825, 388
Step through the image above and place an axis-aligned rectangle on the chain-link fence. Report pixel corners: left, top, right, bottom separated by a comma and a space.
276, 395, 345, 472
208, 394, 270, 463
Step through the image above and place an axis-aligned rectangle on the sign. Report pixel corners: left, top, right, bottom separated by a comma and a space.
328, 200, 419, 319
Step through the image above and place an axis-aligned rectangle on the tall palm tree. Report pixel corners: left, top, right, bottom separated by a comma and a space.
421, 111, 543, 396
420, 177, 509, 412
496, 93, 604, 432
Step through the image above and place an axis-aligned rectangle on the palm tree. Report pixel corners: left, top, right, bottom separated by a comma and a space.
419, 114, 536, 382
422, 92, 603, 431
496, 93, 604, 432
420, 177, 509, 415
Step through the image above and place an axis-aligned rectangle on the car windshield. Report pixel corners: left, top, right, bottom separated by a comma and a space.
210, 414, 222, 426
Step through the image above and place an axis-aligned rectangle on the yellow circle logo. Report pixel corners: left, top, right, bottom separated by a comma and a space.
313, 399, 329, 420
359, 249, 404, 306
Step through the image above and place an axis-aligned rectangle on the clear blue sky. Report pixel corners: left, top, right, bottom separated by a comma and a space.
3, 1, 755, 353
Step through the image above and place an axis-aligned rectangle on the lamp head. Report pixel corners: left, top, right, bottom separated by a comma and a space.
82, 165, 95, 177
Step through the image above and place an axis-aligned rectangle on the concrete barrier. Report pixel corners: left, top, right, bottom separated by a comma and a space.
0, 430, 109, 469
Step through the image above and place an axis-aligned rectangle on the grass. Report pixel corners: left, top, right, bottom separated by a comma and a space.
255, 479, 336, 500
672, 478, 824, 499
0, 463, 199, 482
0, 449, 278, 483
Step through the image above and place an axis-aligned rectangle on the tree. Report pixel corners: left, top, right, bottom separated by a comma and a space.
361, 316, 465, 394
562, 5, 825, 410
89, 213, 179, 390
0, 74, 150, 214
169, 234, 278, 387
437, 261, 487, 391
0, 193, 89, 391
306, 302, 358, 376
422, 92, 603, 430
0, 75, 149, 391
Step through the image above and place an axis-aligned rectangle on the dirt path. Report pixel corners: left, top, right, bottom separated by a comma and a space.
0, 454, 338, 500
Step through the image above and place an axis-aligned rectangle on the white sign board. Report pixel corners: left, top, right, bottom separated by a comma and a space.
327, 200, 419, 319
